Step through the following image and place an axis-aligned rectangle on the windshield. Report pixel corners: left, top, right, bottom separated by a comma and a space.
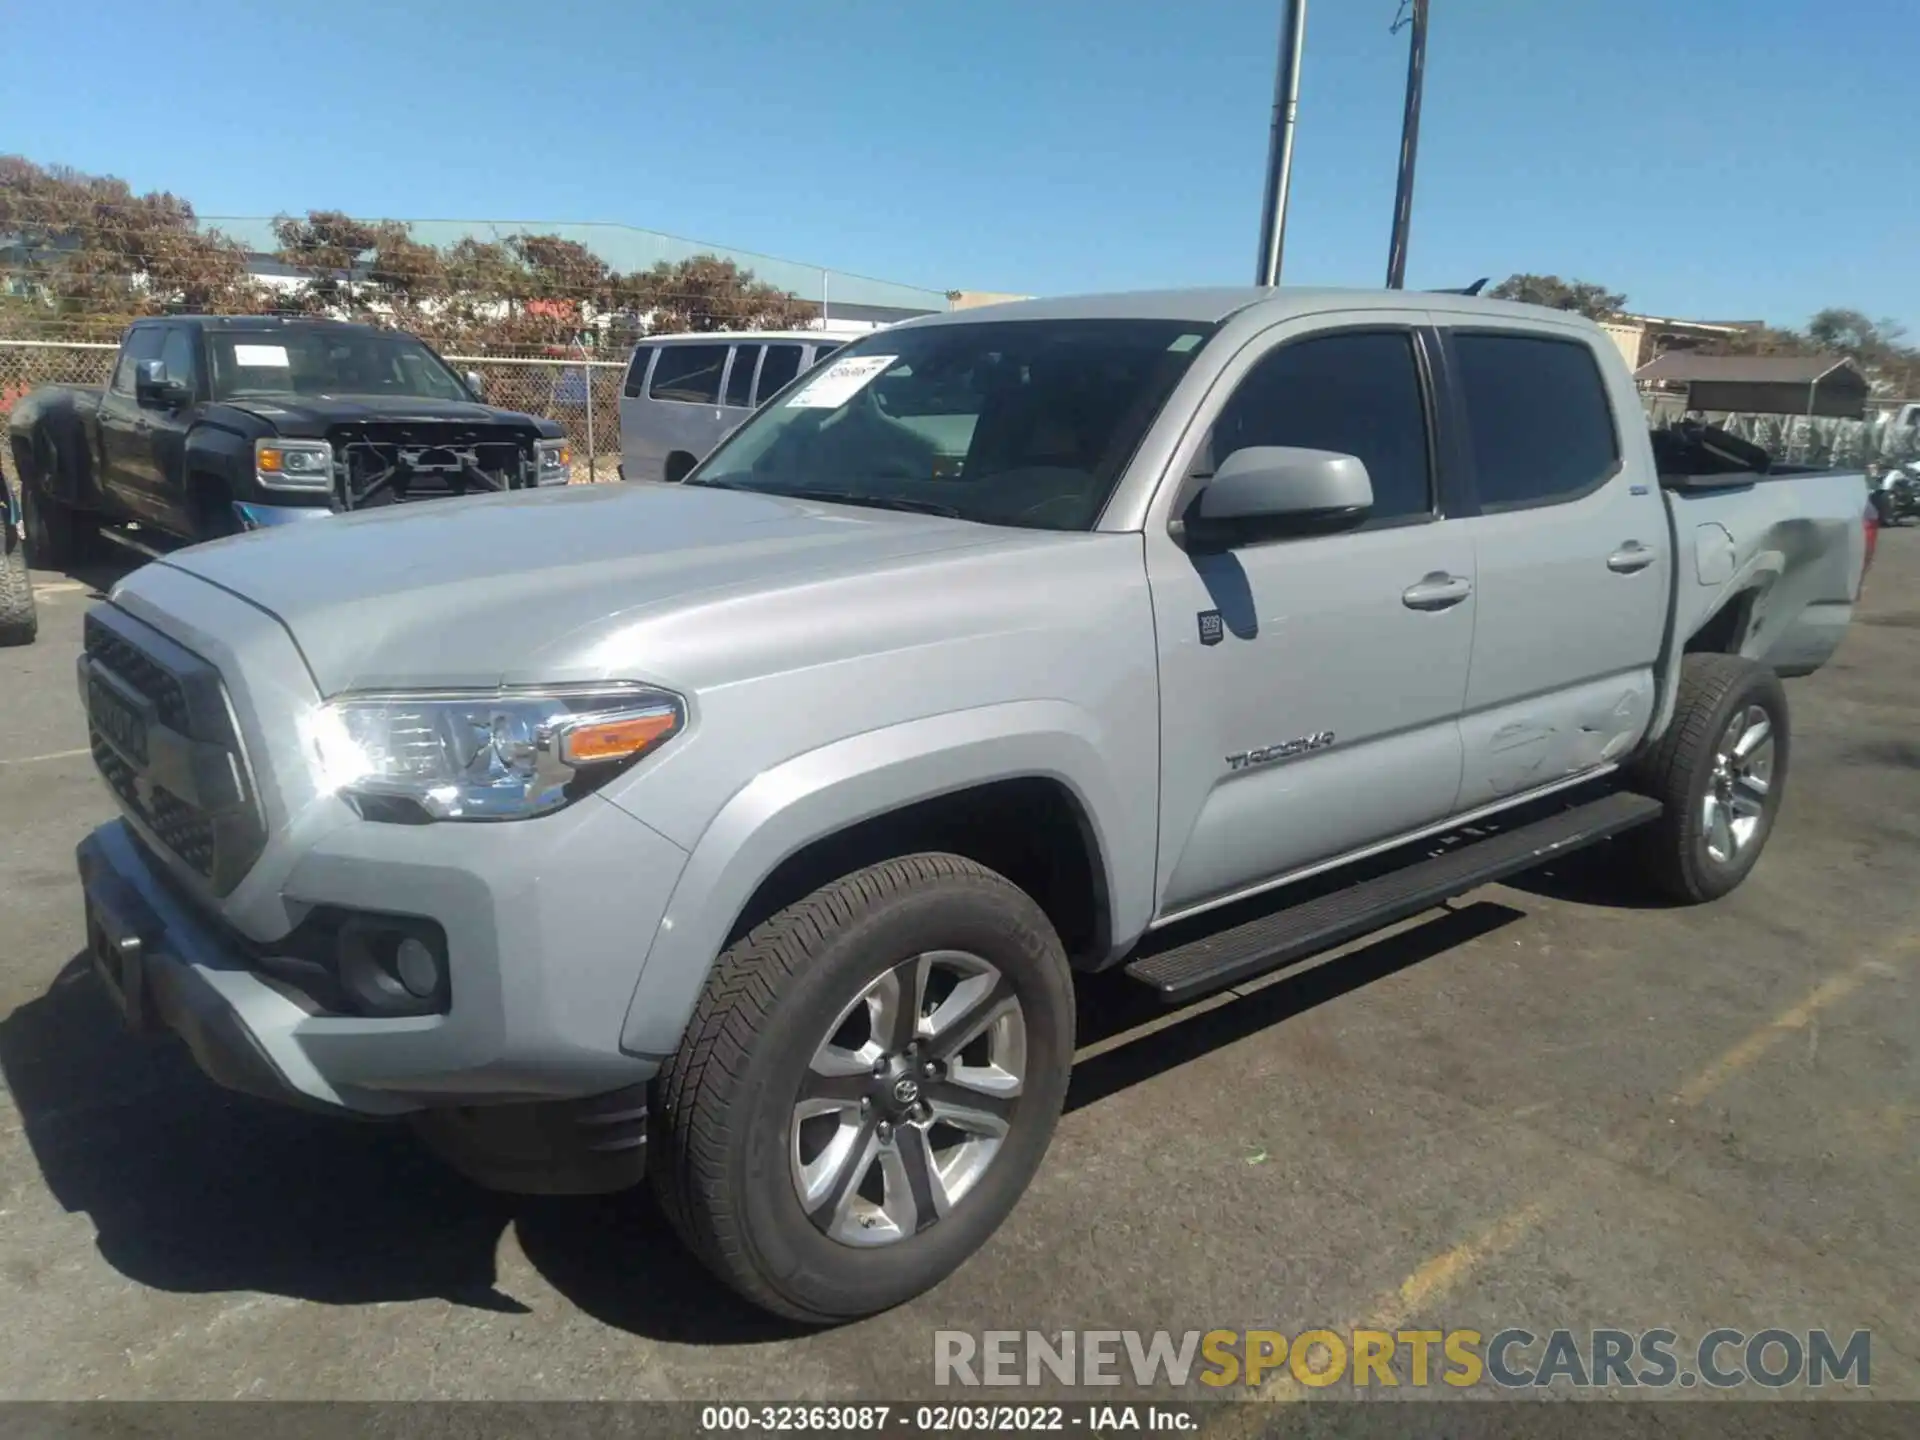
685, 318, 1217, 530
209, 330, 472, 402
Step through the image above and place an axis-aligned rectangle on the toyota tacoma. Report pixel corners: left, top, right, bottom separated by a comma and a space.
69, 288, 1872, 1321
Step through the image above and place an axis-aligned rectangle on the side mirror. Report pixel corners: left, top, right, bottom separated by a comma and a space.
464, 370, 487, 401
1181, 446, 1373, 551
134, 359, 190, 409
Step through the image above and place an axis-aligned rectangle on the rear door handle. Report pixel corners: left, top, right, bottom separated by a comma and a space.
1608, 542, 1655, 574
1401, 571, 1473, 611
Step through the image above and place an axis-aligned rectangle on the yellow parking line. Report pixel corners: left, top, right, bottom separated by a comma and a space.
1213, 928, 1915, 1418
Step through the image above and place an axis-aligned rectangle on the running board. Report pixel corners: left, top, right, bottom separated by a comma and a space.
96, 525, 170, 562
1123, 791, 1663, 1004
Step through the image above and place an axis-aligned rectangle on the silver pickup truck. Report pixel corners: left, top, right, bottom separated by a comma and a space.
71, 288, 1872, 1322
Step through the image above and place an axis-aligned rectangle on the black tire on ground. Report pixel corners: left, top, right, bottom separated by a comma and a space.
663, 451, 697, 484
0, 539, 36, 646
649, 853, 1075, 1323
19, 443, 92, 571
1627, 653, 1790, 904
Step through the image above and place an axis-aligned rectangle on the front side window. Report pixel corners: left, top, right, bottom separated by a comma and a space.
622, 345, 654, 398
111, 327, 166, 393
648, 344, 729, 405
1452, 332, 1620, 510
158, 327, 198, 393
1203, 330, 1432, 522
687, 318, 1216, 532
724, 345, 762, 408
207, 329, 470, 402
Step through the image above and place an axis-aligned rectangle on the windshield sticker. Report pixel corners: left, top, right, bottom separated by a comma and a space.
785, 355, 897, 409
233, 343, 291, 367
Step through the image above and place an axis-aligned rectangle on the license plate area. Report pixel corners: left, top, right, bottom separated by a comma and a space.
85, 882, 153, 1032
87, 671, 152, 767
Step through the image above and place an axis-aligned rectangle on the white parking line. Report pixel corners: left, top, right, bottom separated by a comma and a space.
0, 748, 91, 769
30, 580, 91, 597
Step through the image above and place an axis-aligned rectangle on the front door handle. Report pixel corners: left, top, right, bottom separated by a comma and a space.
1402, 571, 1473, 611
1608, 542, 1655, 574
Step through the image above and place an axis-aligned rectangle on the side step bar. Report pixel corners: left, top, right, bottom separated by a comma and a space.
1124, 791, 1663, 1004
96, 525, 170, 562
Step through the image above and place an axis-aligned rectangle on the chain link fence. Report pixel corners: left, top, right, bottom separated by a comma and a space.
0, 339, 630, 482
1642, 395, 1920, 469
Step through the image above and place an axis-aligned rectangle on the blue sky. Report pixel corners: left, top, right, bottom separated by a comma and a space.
2, 0, 1911, 332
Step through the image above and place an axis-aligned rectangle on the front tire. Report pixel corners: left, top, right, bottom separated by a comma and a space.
649, 854, 1074, 1322
19, 443, 92, 571
1628, 654, 1789, 903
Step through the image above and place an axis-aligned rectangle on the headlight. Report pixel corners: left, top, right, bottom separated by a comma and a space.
256, 438, 335, 494
308, 684, 683, 822
535, 437, 573, 486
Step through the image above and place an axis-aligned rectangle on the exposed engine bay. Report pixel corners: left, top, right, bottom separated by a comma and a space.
333, 424, 537, 508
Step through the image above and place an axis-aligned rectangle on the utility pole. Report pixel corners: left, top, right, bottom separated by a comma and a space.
1255, 0, 1308, 287
1384, 0, 1429, 289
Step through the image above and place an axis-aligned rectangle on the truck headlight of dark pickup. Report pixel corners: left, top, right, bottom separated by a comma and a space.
534, 437, 573, 487
309, 683, 683, 822
255, 438, 336, 494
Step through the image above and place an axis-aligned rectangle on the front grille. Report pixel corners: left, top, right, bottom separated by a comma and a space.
83, 618, 191, 730
91, 733, 217, 879
83, 609, 264, 895
332, 422, 533, 508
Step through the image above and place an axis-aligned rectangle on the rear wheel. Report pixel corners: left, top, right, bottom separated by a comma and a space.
1628, 654, 1788, 903
649, 853, 1074, 1322
663, 451, 697, 484
19, 441, 92, 570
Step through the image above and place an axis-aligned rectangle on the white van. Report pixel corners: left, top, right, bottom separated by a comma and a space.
618, 332, 845, 484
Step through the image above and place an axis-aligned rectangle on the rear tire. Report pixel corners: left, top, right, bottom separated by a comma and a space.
1627, 654, 1788, 903
649, 853, 1074, 1322
0, 536, 37, 646
19, 442, 93, 571
663, 451, 697, 484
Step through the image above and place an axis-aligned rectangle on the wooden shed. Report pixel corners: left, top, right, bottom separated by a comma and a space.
1634, 353, 1869, 419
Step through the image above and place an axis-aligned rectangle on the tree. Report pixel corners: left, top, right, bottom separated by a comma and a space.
0, 155, 251, 332
1487, 273, 1627, 321
619, 254, 816, 336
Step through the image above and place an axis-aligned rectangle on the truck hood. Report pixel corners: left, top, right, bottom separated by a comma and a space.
150, 482, 1013, 694
218, 394, 544, 433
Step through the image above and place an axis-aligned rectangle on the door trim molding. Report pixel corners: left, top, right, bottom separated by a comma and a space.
1148, 763, 1619, 930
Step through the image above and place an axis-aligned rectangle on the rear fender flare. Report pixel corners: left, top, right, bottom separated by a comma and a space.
616, 702, 1137, 1059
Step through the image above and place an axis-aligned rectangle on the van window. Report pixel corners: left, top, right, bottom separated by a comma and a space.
756, 344, 803, 402
649, 344, 729, 405
1453, 333, 1620, 510
810, 345, 842, 368
724, 346, 762, 408
622, 346, 653, 398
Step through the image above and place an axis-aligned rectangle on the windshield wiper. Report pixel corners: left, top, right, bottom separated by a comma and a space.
791, 490, 963, 518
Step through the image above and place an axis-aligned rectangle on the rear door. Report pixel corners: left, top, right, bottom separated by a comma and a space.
1146, 312, 1477, 917
1442, 326, 1673, 807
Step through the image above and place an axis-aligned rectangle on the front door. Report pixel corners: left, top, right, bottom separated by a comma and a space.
96, 325, 168, 524
1145, 316, 1475, 918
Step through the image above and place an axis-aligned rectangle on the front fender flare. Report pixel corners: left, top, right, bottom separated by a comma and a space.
616, 701, 1145, 1059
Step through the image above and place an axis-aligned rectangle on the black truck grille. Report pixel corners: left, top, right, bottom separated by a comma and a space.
83, 611, 264, 894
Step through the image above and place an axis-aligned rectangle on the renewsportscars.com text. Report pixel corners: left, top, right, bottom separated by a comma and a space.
933, 1328, 1871, 1390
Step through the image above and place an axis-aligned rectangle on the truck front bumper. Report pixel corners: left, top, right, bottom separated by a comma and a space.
76, 804, 681, 1121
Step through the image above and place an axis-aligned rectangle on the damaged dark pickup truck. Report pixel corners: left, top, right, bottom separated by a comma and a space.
6, 316, 572, 566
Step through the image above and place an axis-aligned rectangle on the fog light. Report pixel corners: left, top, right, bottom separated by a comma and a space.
394, 936, 440, 997
335, 916, 449, 1016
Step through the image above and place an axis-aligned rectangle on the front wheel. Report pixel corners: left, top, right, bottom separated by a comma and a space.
649, 853, 1074, 1322
1627, 654, 1789, 903
0, 535, 37, 646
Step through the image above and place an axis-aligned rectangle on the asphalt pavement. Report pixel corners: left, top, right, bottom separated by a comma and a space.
0, 535, 1915, 1402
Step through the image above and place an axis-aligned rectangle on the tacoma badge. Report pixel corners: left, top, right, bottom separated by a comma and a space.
1227, 731, 1336, 771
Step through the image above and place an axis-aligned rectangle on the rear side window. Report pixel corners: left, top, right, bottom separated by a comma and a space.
757, 344, 803, 402
622, 346, 654, 398
723, 345, 761, 408
1452, 333, 1620, 510
1206, 330, 1432, 522
809, 344, 842, 368
648, 344, 728, 404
